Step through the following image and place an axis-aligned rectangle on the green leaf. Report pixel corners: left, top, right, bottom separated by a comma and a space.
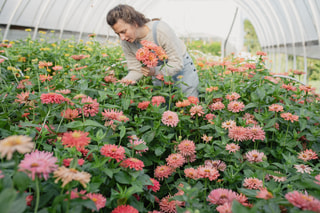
119, 125, 126, 140
264, 118, 277, 129
84, 119, 106, 129
13, 172, 30, 192
0, 188, 17, 213
299, 119, 307, 131
244, 103, 257, 110
65, 121, 83, 129
114, 171, 132, 184
9, 193, 27, 213
142, 130, 155, 143
139, 125, 151, 133
102, 167, 113, 178
155, 146, 165, 156
256, 87, 265, 101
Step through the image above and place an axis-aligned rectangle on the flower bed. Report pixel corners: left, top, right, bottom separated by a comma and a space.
0, 35, 319, 213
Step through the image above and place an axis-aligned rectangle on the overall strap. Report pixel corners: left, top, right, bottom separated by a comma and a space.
152, 21, 160, 46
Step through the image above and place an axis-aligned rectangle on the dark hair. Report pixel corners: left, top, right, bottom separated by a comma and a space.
106, 4, 150, 27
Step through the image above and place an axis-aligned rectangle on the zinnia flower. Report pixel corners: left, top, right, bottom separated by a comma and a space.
18, 150, 58, 180
61, 108, 80, 120
226, 92, 240, 101
161, 111, 179, 127
225, 143, 240, 153
209, 101, 225, 111
86, 192, 106, 211
151, 96, 166, 106
159, 195, 185, 213
54, 166, 91, 188
120, 158, 145, 171
154, 165, 174, 180
111, 204, 139, 213
189, 105, 205, 117
256, 187, 273, 200
197, 166, 220, 181
245, 150, 266, 163
294, 164, 313, 174
207, 188, 238, 205
166, 153, 185, 168
221, 120, 236, 129
137, 101, 150, 110
61, 130, 91, 149
80, 96, 99, 117
297, 149, 318, 162
268, 104, 284, 112
228, 126, 248, 142
280, 112, 299, 122
100, 144, 125, 162
147, 178, 161, 192
216, 202, 232, 213
0, 135, 35, 160
247, 125, 265, 142
243, 177, 263, 189
227, 101, 245, 113
187, 96, 199, 105
285, 191, 320, 212
41, 93, 65, 104
177, 139, 196, 156
184, 167, 199, 180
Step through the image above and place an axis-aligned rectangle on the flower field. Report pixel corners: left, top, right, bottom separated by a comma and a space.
0, 34, 320, 213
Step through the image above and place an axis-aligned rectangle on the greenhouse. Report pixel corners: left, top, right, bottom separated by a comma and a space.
0, 0, 319, 212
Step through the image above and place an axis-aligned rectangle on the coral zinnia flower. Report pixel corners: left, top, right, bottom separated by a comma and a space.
100, 144, 125, 162
221, 120, 236, 130
137, 101, 150, 110
161, 110, 179, 127
111, 204, 139, 213
175, 99, 191, 108
41, 93, 65, 104
298, 149, 318, 162
197, 166, 220, 181
216, 202, 232, 213
227, 101, 245, 113
86, 192, 106, 211
256, 187, 273, 200
243, 177, 263, 189
270, 171, 287, 182
54, 166, 91, 188
159, 195, 185, 213
268, 104, 284, 112
61, 130, 91, 149
166, 153, 185, 169
151, 96, 166, 106
18, 150, 58, 180
120, 158, 145, 171
189, 105, 205, 117
187, 96, 199, 105
226, 92, 240, 101
184, 167, 199, 180
228, 126, 248, 142
201, 134, 213, 143
154, 165, 174, 180
207, 188, 238, 205
0, 135, 35, 160
15, 92, 31, 105
285, 191, 320, 212
294, 164, 313, 174
225, 143, 240, 153
280, 112, 299, 122
81, 96, 99, 117
61, 108, 80, 120
247, 125, 265, 142
209, 101, 225, 111
177, 139, 196, 156
147, 178, 161, 192
245, 150, 266, 163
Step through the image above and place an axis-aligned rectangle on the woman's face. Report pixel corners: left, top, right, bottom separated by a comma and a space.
112, 19, 138, 43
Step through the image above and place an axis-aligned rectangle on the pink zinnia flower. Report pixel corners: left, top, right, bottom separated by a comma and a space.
15, 92, 30, 105
268, 104, 284, 112
166, 153, 185, 168
227, 101, 245, 113
63, 158, 85, 167
161, 111, 179, 127
225, 143, 240, 153
19, 150, 58, 180
111, 204, 139, 213
189, 105, 205, 117
159, 195, 185, 213
294, 164, 313, 174
101, 109, 129, 123
204, 160, 227, 172
61, 108, 80, 120
247, 125, 265, 142
100, 144, 125, 162
298, 149, 318, 162
209, 101, 225, 111
228, 126, 248, 142
280, 112, 299, 122
61, 130, 91, 149
177, 139, 196, 157
154, 165, 174, 180
315, 174, 320, 185
216, 202, 232, 213
80, 96, 99, 117
41, 93, 65, 104
86, 192, 106, 211
137, 101, 150, 110
197, 166, 220, 181
285, 191, 320, 212
243, 177, 263, 189
147, 178, 161, 192
120, 158, 144, 171
184, 167, 199, 180
270, 171, 287, 182
201, 134, 213, 143
152, 96, 166, 106
207, 188, 238, 205
128, 136, 148, 155
256, 187, 273, 200
226, 92, 240, 101
52, 65, 63, 71
39, 74, 53, 83
222, 120, 236, 129
245, 150, 265, 163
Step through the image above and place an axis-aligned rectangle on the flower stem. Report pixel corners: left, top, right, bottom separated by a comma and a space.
34, 177, 40, 213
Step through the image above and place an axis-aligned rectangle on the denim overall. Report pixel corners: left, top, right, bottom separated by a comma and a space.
151, 21, 199, 97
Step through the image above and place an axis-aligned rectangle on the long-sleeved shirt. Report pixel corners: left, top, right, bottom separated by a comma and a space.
121, 20, 187, 81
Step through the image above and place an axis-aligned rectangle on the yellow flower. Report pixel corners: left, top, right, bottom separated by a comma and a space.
65, 54, 70, 57
25, 75, 30, 79
25, 29, 32, 32
0, 135, 35, 160
39, 31, 46, 34
54, 167, 91, 188
51, 43, 56, 47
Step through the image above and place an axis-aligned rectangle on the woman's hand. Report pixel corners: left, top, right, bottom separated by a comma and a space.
141, 67, 155, 76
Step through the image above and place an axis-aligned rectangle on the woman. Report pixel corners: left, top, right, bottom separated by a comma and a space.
106, 4, 199, 97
